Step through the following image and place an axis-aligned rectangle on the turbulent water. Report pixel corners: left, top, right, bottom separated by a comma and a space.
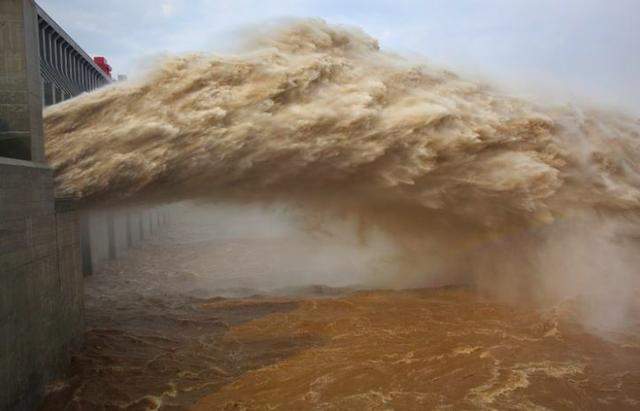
43, 20, 640, 316
41, 212, 640, 410
44, 19, 640, 216
40, 19, 640, 409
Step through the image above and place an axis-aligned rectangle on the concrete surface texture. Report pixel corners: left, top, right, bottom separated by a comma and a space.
81, 208, 169, 275
35, 1, 112, 106
0, 1, 83, 410
0, 159, 84, 411
0, 0, 44, 161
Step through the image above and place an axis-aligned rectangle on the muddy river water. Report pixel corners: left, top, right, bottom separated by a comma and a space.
40, 212, 640, 410
41, 18, 640, 410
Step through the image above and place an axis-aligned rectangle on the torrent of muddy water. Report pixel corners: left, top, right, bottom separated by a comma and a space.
40, 19, 640, 410
41, 206, 640, 410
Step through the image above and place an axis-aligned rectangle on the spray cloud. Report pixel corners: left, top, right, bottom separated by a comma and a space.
44, 19, 640, 331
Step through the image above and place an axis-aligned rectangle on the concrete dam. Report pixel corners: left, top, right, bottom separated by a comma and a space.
0, 1, 169, 408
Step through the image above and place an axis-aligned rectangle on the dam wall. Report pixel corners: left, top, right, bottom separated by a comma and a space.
1, 2, 84, 409
1, 1, 172, 409
80, 207, 171, 275
0, 159, 84, 411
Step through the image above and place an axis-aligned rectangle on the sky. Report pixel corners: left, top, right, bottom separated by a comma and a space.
37, 0, 639, 115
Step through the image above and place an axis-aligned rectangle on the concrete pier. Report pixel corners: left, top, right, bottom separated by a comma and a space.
0, 159, 84, 411
1, 2, 84, 409
1, 2, 172, 409
79, 207, 172, 275
0, 0, 44, 161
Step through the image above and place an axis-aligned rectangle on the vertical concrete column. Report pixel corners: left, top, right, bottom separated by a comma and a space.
40, 28, 46, 62
63, 44, 69, 78
126, 212, 133, 248
107, 212, 116, 260
52, 35, 57, 68
0, 0, 45, 161
37, 24, 43, 60
74, 55, 79, 85
0, 3, 84, 409
80, 212, 93, 276
71, 53, 76, 83
139, 211, 144, 241
46, 29, 52, 64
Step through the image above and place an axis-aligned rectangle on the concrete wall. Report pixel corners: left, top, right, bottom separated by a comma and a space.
0, 0, 44, 161
80, 208, 171, 275
86, 211, 109, 267
130, 213, 142, 245
36, 2, 113, 106
0, 158, 84, 411
1, 2, 83, 409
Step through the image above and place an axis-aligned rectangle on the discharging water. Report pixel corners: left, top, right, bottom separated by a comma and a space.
41, 209, 640, 410
44, 19, 640, 331
39, 18, 640, 410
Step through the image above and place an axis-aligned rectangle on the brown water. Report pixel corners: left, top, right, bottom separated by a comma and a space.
43, 19, 640, 327
39, 18, 640, 409
40, 217, 640, 410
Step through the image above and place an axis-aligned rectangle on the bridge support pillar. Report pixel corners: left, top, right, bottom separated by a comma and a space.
0, 0, 44, 161
107, 212, 116, 260
80, 213, 93, 276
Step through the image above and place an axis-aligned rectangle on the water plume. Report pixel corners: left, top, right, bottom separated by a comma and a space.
44, 19, 640, 330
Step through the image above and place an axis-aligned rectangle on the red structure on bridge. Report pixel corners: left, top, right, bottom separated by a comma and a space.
93, 56, 112, 78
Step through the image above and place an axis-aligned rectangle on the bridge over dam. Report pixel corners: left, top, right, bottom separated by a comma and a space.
35, 1, 111, 107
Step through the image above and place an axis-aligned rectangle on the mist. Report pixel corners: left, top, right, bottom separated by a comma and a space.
166, 202, 403, 294
38, 0, 640, 116
43, 19, 640, 334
